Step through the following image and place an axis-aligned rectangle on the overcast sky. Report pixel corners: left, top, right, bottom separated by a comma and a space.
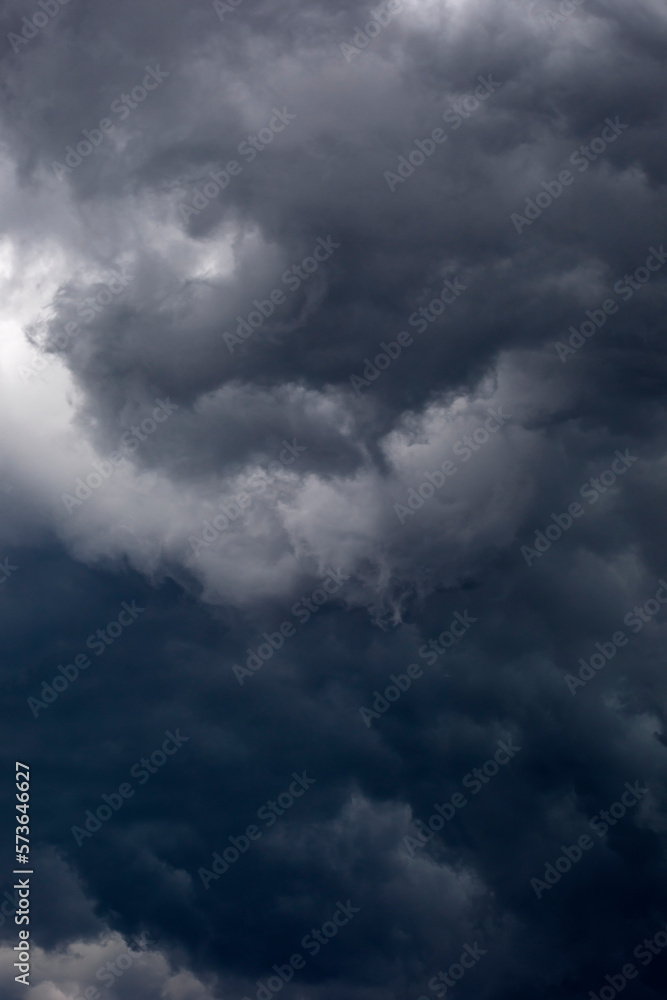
1, 1, 667, 998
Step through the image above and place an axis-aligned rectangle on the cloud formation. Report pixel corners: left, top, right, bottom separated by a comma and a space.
2, 0, 667, 998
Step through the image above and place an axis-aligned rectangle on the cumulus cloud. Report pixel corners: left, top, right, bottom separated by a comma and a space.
2, 0, 667, 998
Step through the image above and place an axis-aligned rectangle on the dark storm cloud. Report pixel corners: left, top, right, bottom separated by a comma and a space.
2, 0, 667, 998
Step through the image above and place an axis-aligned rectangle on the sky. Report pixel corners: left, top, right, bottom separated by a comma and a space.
1, 0, 667, 998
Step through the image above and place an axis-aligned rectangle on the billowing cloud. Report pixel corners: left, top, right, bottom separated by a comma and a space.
2, 1, 667, 998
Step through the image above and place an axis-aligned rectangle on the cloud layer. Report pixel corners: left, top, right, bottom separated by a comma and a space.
2, 1, 667, 998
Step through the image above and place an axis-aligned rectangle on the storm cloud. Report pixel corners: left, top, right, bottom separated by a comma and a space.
2, 1, 667, 998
